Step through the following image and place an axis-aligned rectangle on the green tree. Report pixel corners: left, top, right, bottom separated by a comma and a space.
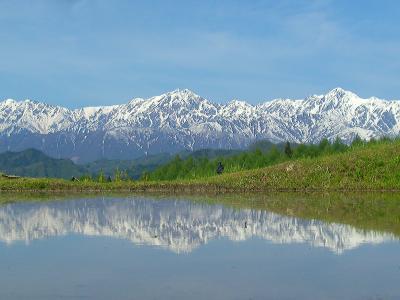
284, 142, 293, 158
318, 138, 330, 153
79, 174, 93, 182
267, 145, 282, 163
114, 168, 122, 182
351, 134, 364, 147
141, 171, 150, 181
97, 169, 105, 183
332, 137, 347, 152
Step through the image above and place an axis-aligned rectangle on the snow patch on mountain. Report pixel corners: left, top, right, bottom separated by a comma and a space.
0, 88, 399, 162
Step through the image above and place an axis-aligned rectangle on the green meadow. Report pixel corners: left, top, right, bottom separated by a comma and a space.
1, 137, 399, 192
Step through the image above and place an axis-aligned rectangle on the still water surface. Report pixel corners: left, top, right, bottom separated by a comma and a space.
0, 195, 399, 299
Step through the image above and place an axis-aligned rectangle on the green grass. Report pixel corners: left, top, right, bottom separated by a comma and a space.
203, 139, 400, 191
1, 139, 400, 192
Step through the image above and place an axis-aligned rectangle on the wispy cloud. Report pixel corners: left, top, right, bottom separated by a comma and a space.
0, 0, 399, 107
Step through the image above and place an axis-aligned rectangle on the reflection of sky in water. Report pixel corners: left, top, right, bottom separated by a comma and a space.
0, 196, 399, 300
0, 197, 396, 254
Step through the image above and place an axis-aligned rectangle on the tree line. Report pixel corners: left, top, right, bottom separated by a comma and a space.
78, 136, 396, 182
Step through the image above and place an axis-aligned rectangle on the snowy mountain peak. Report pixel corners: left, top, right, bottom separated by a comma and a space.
163, 88, 203, 101
0, 88, 399, 162
325, 87, 358, 101
149, 89, 204, 105
228, 99, 251, 107
328, 87, 347, 95
170, 88, 198, 96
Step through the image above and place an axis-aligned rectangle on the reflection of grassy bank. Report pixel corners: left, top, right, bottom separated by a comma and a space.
1, 140, 400, 192
1, 191, 399, 238
191, 192, 400, 237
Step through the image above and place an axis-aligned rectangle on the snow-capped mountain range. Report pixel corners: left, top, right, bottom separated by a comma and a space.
0, 197, 395, 254
1, 88, 399, 162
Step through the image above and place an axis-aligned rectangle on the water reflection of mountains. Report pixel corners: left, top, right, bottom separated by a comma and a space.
0, 197, 396, 254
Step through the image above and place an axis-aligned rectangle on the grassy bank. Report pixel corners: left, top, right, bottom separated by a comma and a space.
1, 139, 400, 192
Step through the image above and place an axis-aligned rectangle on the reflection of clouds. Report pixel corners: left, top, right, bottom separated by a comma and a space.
0, 197, 396, 254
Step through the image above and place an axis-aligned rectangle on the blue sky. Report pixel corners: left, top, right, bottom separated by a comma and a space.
0, 0, 399, 107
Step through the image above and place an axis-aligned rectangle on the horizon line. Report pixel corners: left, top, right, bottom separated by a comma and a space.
1, 87, 398, 109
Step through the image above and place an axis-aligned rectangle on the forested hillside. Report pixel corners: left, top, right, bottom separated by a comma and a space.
0, 149, 86, 179
145, 138, 354, 181
0, 147, 243, 179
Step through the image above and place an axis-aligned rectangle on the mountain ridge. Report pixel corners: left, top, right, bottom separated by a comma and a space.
1, 88, 399, 162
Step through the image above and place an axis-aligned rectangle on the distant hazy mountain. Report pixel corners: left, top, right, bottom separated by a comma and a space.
1, 88, 399, 162
0, 148, 241, 179
84, 153, 172, 179
0, 148, 85, 179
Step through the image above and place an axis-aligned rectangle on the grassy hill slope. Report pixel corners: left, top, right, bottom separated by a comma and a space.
0, 139, 399, 191
203, 139, 400, 191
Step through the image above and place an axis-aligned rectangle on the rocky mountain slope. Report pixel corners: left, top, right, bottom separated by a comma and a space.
1, 88, 399, 162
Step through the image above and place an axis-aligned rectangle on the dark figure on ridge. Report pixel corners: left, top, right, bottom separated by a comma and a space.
216, 162, 224, 175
